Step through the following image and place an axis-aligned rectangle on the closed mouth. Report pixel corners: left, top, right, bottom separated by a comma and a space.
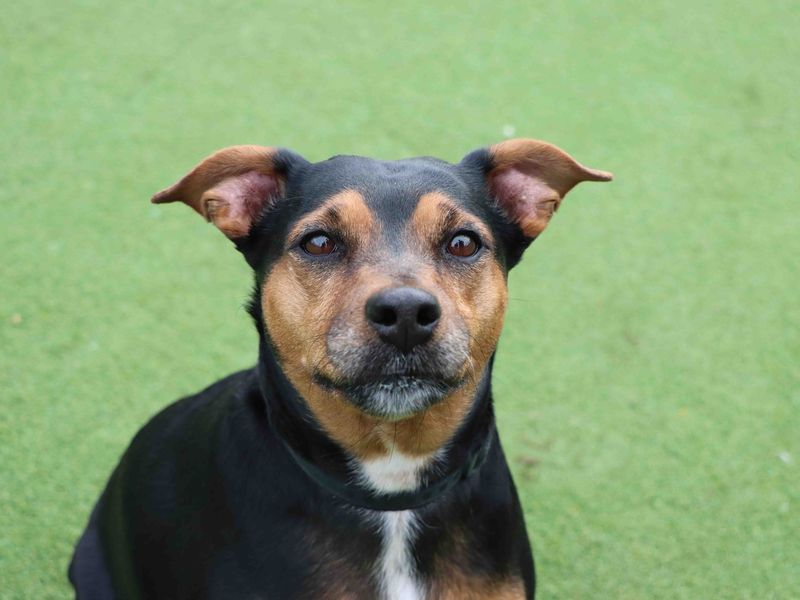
313, 372, 463, 420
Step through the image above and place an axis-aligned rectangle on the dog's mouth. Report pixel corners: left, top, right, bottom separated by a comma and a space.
313, 371, 464, 421
321, 321, 472, 420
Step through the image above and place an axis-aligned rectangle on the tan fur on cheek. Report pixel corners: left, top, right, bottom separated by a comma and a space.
262, 256, 389, 459
262, 259, 312, 364
465, 260, 508, 367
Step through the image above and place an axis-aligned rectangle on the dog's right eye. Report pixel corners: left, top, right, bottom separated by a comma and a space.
301, 232, 337, 256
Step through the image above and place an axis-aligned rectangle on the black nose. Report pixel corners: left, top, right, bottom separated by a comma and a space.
365, 287, 441, 353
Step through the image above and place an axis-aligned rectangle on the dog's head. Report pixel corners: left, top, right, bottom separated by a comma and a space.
153, 140, 610, 456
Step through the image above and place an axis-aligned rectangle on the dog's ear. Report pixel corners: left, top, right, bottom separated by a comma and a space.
462, 138, 612, 239
152, 145, 303, 240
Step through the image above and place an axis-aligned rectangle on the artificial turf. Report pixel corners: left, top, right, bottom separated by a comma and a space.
1, 1, 798, 597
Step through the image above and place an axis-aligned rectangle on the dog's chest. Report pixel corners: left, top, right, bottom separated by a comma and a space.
299, 449, 525, 600
360, 451, 431, 600
376, 510, 422, 600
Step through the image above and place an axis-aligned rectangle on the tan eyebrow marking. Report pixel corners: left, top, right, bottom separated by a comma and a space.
409, 191, 493, 247
287, 189, 375, 246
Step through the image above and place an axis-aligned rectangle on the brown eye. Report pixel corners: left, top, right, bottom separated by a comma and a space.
446, 232, 480, 258
302, 233, 337, 256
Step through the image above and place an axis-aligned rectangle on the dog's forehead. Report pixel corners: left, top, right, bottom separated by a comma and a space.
295, 155, 474, 222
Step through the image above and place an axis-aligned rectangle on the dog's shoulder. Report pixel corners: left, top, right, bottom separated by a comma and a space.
100, 369, 262, 519
95, 368, 275, 597
119, 368, 259, 465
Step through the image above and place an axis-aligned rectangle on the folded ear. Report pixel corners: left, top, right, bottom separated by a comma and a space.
463, 138, 612, 239
152, 145, 298, 239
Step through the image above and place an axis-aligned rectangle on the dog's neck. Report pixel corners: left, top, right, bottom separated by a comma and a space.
254, 331, 497, 512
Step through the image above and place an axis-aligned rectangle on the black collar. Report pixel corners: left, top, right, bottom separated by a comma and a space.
256, 351, 495, 512
278, 416, 494, 512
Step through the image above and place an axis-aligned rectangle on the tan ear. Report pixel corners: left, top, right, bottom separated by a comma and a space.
151, 145, 284, 239
486, 139, 612, 238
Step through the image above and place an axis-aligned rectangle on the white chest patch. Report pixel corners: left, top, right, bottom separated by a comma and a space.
359, 450, 436, 600
379, 510, 422, 600
360, 451, 432, 493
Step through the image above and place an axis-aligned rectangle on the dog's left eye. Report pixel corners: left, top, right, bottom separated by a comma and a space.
302, 233, 337, 256
446, 231, 481, 258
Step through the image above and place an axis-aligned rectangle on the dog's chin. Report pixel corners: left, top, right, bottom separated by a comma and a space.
316, 374, 459, 421
349, 376, 456, 421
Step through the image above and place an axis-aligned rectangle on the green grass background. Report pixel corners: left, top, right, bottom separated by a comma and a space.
2, 1, 798, 597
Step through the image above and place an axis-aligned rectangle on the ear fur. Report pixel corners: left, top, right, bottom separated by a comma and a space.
151, 145, 287, 239
465, 138, 612, 239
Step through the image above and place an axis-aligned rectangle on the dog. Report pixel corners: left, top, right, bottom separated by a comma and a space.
69, 139, 611, 599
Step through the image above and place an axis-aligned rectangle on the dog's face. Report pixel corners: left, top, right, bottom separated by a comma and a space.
261, 157, 512, 422
153, 140, 610, 456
